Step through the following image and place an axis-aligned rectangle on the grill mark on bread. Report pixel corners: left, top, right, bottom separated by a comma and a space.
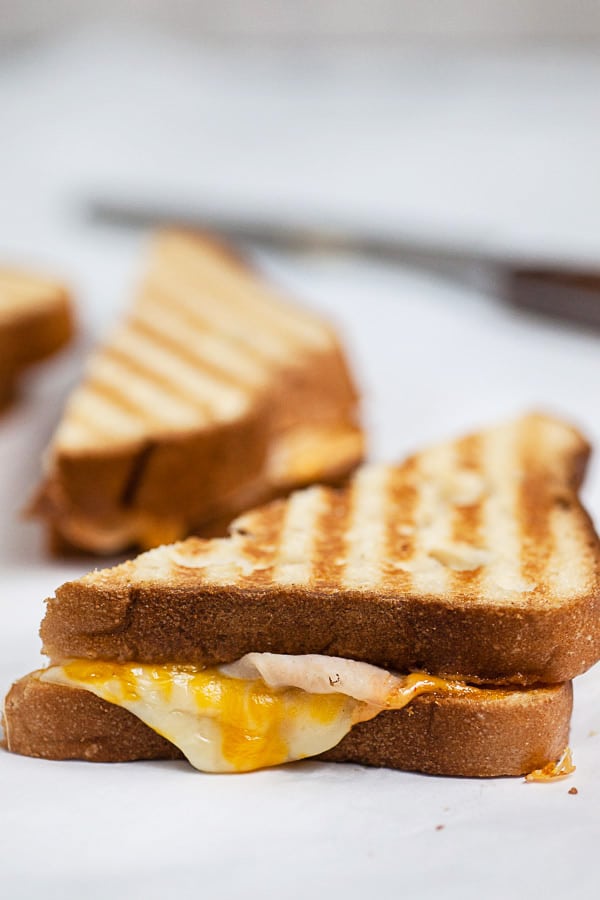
84, 349, 213, 430
312, 487, 353, 587
519, 417, 553, 591
128, 310, 263, 395
452, 435, 482, 536
451, 434, 485, 590
383, 458, 418, 588
56, 387, 152, 446
149, 265, 304, 368
83, 375, 170, 430
141, 282, 271, 375
157, 235, 329, 350
107, 328, 249, 421
101, 345, 215, 418
235, 500, 286, 586
169, 492, 313, 587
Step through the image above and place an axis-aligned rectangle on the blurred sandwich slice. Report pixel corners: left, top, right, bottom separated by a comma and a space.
0, 269, 73, 409
33, 230, 363, 554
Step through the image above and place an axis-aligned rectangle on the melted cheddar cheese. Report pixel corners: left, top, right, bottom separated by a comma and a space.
525, 747, 575, 782
40, 653, 474, 773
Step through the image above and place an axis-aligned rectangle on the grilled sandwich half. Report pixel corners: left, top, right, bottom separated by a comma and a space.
5, 414, 598, 776
33, 230, 363, 554
0, 269, 73, 409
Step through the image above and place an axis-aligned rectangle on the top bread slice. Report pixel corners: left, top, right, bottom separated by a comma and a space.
33, 230, 363, 554
0, 269, 73, 408
40, 413, 600, 685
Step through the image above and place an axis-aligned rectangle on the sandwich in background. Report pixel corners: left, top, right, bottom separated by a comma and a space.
33, 230, 363, 554
5, 414, 599, 777
0, 269, 73, 410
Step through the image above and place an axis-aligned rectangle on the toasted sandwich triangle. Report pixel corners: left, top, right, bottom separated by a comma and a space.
41, 413, 600, 685
34, 229, 363, 553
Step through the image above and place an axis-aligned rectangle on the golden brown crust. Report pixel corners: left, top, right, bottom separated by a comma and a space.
3, 675, 572, 777
0, 277, 73, 408
321, 682, 572, 776
40, 577, 600, 685
3, 674, 180, 763
35, 422, 363, 555
39, 406, 271, 522
34, 230, 363, 554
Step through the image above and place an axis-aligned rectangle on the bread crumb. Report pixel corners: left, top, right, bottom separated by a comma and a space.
568, 787, 578, 795
588, 730, 598, 737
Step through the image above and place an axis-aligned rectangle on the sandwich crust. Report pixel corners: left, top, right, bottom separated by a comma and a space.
34, 230, 363, 553
2, 674, 572, 778
0, 269, 73, 408
40, 414, 600, 684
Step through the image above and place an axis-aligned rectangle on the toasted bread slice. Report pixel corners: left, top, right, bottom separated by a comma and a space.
40, 413, 600, 684
34, 230, 363, 554
2, 674, 572, 777
0, 269, 73, 408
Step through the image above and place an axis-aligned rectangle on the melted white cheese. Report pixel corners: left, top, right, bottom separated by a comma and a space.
41, 653, 470, 773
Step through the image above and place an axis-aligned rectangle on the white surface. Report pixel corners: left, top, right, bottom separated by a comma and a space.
3, 28, 600, 267
1, 28, 600, 900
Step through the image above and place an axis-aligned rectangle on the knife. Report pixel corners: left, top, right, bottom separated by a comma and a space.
88, 195, 600, 329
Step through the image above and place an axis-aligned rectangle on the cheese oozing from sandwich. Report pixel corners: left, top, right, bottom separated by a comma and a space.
40, 653, 475, 773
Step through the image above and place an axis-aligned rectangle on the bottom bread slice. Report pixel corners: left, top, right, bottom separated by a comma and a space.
3, 674, 572, 777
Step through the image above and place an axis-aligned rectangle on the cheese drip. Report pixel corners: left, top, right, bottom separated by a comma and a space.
525, 747, 575, 782
41, 653, 474, 773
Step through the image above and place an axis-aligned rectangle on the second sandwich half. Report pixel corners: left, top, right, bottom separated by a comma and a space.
33, 230, 363, 554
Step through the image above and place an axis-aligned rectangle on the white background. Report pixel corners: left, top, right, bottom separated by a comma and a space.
3, 1, 600, 42
1, 27, 600, 899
